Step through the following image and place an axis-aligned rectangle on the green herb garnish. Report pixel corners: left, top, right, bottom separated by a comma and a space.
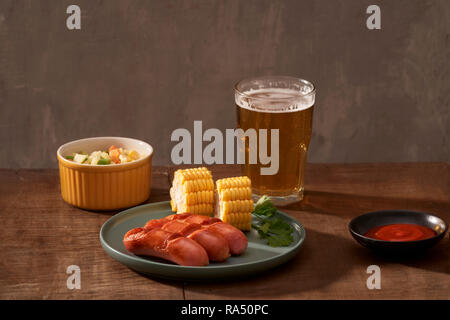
252, 195, 294, 247
65, 155, 74, 160
253, 195, 277, 217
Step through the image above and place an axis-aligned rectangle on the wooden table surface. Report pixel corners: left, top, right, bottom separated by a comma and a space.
0, 163, 449, 300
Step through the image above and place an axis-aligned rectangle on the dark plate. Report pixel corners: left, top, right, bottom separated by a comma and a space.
349, 210, 448, 255
100, 201, 306, 281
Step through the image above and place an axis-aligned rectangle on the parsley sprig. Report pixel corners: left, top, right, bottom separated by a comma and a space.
252, 195, 294, 247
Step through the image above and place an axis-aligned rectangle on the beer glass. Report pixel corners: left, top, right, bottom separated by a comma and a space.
235, 76, 315, 205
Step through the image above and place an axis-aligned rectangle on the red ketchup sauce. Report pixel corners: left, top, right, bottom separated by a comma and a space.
364, 224, 436, 241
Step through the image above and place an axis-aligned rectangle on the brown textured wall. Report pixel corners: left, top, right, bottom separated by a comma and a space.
0, 0, 448, 168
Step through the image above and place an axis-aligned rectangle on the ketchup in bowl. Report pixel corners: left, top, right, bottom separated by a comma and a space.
364, 224, 436, 242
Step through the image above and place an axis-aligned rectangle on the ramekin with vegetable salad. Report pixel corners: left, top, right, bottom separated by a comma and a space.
57, 137, 153, 210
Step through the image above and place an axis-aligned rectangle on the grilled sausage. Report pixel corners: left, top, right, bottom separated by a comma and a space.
161, 220, 230, 262
166, 213, 248, 255
123, 227, 209, 266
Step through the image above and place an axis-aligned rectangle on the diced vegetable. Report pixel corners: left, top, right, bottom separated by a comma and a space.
101, 152, 110, 160
119, 154, 128, 163
108, 145, 118, 153
73, 153, 88, 164
128, 150, 140, 161
97, 158, 111, 165
88, 151, 102, 165
109, 148, 121, 164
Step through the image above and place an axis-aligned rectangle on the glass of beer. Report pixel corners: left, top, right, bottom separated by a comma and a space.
235, 76, 315, 205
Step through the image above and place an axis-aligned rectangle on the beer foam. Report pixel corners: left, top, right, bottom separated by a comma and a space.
235, 88, 315, 113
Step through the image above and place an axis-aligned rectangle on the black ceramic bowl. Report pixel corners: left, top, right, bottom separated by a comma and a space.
349, 210, 448, 255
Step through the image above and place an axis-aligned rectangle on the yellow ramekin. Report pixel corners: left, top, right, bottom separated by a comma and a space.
57, 137, 153, 210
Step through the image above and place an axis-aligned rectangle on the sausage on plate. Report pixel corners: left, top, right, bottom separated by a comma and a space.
123, 227, 209, 266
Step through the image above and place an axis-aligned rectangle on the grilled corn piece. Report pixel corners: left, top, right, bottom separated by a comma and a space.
215, 176, 253, 231
170, 167, 214, 216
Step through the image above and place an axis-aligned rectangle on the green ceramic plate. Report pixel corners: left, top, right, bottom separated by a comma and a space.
100, 201, 305, 281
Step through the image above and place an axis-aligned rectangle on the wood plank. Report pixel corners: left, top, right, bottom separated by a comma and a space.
184, 163, 450, 300
0, 168, 183, 299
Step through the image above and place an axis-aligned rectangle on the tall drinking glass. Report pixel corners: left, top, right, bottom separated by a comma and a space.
235, 76, 315, 205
